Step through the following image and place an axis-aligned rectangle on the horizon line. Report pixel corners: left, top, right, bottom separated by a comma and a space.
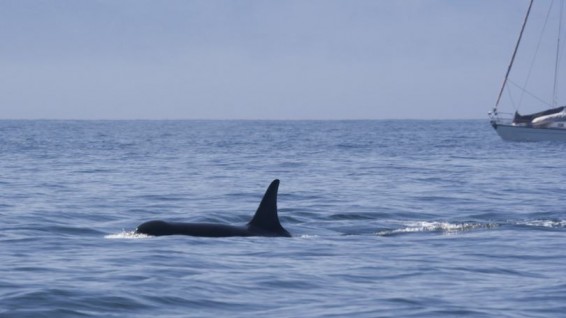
0, 117, 487, 121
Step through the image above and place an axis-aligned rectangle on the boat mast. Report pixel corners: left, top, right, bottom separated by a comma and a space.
553, 0, 564, 107
495, 0, 535, 112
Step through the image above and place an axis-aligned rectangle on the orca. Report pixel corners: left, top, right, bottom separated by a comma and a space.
135, 179, 291, 237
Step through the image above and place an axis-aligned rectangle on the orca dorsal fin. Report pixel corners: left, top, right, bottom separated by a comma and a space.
248, 179, 290, 236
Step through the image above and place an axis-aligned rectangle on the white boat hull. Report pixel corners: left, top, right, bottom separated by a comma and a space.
493, 123, 566, 141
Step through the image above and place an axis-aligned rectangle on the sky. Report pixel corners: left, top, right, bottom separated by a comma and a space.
0, 0, 560, 120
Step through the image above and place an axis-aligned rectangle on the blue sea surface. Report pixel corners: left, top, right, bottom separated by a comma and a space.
0, 120, 565, 317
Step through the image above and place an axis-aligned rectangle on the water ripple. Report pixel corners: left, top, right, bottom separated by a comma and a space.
2, 120, 566, 317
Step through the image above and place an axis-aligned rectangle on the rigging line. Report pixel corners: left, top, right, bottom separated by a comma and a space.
495, 0, 534, 110
553, 0, 564, 107
508, 79, 554, 107
519, 0, 555, 108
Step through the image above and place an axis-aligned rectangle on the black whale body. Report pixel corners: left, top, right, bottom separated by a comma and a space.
135, 179, 291, 237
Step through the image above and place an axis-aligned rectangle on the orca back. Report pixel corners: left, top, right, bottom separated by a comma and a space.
135, 179, 291, 237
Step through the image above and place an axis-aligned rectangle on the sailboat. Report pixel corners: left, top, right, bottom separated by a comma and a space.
489, 0, 566, 141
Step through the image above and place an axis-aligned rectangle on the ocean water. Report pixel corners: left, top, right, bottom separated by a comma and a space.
0, 120, 565, 318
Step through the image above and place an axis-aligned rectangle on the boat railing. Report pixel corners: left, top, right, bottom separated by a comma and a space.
488, 110, 514, 125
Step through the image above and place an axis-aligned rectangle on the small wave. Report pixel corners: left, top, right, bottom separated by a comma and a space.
377, 221, 498, 236
104, 230, 149, 239
515, 220, 566, 228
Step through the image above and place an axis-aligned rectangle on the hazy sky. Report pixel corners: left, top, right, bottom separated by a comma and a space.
0, 0, 558, 119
